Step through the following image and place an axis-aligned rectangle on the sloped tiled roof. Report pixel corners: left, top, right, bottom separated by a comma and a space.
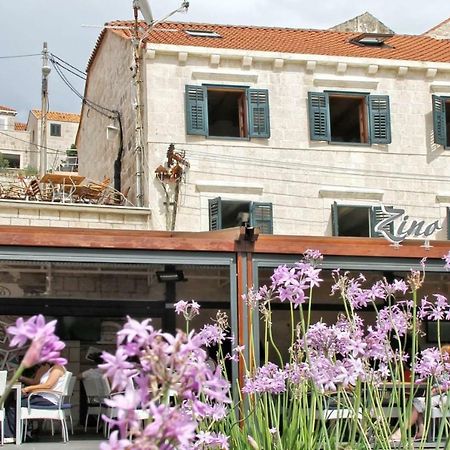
89, 21, 450, 68
31, 110, 80, 123
14, 122, 27, 131
0, 105, 16, 112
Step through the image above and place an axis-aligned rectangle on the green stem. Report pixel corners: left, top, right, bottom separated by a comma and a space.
0, 364, 24, 407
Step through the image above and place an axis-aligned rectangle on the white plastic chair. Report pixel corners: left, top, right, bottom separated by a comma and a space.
0, 370, 7, 445
20, 371, 73, 443
430, 399, 450, 441
82, 374, 109, 432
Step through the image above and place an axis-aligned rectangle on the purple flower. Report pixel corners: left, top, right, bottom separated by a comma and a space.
137, 403, 197, 449
117, 316, 154, 347
443, 251, 450, 270
99, 347, 136, 390
175, 300, 200, 321
242, 362, 287, 395
7, 315, 66, 367
197, 324, 226, 346
194, 431, 229, 449
100, 431, 131, 450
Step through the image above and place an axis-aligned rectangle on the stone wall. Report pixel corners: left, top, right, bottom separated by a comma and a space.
77, 32, 137, 205
0, 200, 151, 230
425, 19, 450, 40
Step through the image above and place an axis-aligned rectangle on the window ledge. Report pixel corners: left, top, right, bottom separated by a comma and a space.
436, 193, 450, 203
430, 82, 450, 93
195, 180, 263, 195
313, 75, 379, 90
192, 70, 258, 83
319, 186, 384, 200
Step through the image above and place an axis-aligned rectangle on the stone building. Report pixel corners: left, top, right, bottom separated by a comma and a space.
27, 110, 80, 171
0, 106, 80, 172
77, 16, 450, 241
0, 105, 30, 169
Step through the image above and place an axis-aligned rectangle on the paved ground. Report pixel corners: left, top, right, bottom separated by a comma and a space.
10, 431, 103, 449
16, 440, 101, 449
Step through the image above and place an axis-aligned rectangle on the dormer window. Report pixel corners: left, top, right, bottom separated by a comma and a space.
185, 29, 221, 38
350, 33, 393, 47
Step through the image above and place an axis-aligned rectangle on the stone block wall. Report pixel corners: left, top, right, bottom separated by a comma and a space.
0, 200, 151, 230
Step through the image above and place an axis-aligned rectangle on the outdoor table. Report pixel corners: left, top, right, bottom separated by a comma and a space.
40, 172, 85, 203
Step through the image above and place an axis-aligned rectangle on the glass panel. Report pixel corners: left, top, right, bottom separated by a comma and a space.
256, 267, 450, 364
337, 206, 371, 237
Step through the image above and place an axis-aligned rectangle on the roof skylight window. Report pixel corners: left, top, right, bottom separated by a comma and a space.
350, 33, 394, 47
185, 29, 222, 38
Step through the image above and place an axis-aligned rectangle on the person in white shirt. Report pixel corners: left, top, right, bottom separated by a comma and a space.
4, 362, 66, 442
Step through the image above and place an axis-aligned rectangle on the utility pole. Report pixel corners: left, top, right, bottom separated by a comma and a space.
131, 0, 189, 208
132, 9, 145, 207
39, 42, 51, 177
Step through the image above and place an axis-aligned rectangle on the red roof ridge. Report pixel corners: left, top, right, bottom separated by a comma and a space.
86, 20, 450, 74
31, 109, 80, 122
0, 105, 16, 112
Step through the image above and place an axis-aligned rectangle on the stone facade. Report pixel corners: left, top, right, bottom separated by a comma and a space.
77, 32, 137, 204
425, 18, 450, 40
77, 23, 450, 240
329, 12, 395, 34
27, 111, 80, 172
0, 108, 31, 169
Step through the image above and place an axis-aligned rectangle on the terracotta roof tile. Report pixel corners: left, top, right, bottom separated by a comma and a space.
99, 21, 450, 64
31, 110, 80, 123
14, 122, 27, 131
0, 105, 16, 112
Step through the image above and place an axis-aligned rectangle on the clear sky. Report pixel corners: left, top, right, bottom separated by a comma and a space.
1, 0, 449, 121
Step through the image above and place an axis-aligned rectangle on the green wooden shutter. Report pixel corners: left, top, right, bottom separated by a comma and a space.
250, 202, 273, 234
308, 92, 330, 141
208, 197, 222, 230
185, 85, 207, 135
368, 95, 391, 144
248, 89, 270, 138
432, 95, 447, 146
331, 202, 339, 236
370, 206, 393, 238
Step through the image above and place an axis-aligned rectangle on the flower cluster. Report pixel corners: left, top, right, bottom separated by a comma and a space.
175, 300, 200, 321
7, 314, 66, 368
98, 250, 450, 449
99, 316, 231, 449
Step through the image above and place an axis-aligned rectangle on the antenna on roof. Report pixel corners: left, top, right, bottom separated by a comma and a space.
133, 0, 154, 25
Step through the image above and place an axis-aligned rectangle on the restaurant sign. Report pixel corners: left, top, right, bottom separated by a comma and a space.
374, 205, 442, 244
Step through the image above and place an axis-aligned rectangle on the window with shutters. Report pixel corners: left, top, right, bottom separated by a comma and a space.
308, 92, 391, 145
208, 197, 273, 234
185, 85, 270, 139
432, 95, 450, 148
331, 203, 390, 238
50, 123, 61, 137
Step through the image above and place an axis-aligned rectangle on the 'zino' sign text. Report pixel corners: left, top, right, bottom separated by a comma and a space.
373, 205, 442, 244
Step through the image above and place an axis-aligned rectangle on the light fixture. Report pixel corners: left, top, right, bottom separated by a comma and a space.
106, 124, 119, 140
156, 270, 186, 282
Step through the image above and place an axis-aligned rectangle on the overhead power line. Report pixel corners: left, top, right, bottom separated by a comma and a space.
49, 56, 117, 120
49, 53, 86, 77
0, 53, 41, 59
0, 130, 65, 155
